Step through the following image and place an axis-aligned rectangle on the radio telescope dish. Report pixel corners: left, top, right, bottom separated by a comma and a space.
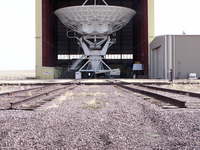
55, 0, 136, 76
55, 5, 136, 35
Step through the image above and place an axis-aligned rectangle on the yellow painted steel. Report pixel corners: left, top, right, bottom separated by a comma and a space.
148, 0, 155, 43
35, 0, 62, 79
35, 0, 43, 79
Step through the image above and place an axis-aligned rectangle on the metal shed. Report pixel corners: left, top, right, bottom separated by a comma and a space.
149, 35, 200, 79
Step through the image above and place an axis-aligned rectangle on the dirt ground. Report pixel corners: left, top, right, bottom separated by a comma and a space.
0, 70, 35, 80
0, 85, 200, 149
160, 84, 200, 93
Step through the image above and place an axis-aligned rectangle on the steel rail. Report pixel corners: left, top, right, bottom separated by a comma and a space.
113, 83, 186, 108
0, 83, 62, 97
0, 86, 46, 96
10, 85, 77, 109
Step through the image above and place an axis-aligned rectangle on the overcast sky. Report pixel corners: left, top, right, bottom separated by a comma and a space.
0, 0, 200, 70
155, 0, 200, 35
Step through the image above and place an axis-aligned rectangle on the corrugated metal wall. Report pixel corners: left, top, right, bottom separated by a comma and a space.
150, 35, 200, 79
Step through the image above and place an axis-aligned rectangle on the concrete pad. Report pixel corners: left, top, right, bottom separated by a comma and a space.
0, 79, 200, 85
0, 79, 73, 85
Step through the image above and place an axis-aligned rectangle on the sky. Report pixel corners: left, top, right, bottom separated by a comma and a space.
0, 0, 200, 70
155, 0, 200, 35
0, 0, 35, 70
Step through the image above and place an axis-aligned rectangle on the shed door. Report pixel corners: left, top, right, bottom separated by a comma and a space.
152, 48, 164, 79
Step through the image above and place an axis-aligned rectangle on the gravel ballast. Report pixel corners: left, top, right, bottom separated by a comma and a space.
160, 84, 200, 93
0, 85, 200, 149
0, 85, 39, 94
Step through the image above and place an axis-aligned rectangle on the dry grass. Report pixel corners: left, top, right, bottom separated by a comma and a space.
161, 84, 200, 93
0, 70, 35, 80
43, 94, 69, 110
83, 99, 105, 109
0, 85, 34, 94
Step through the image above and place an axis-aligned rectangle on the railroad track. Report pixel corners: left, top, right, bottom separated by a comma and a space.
0, 85, 45, 96
2, 80, 200, 110
111, 80, 200, 109
140, 84, 200, 98
0, 84, 77, 111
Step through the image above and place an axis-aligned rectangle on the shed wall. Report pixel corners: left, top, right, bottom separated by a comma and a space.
150, 35, 200, 79
149, 36, 166, 79
175, 35, 200, 79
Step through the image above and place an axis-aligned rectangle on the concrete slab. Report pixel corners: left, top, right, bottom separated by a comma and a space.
0, 80, 73, 85
1, 79, 200, 85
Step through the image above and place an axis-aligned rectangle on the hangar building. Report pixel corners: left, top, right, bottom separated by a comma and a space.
35, 0, 155, 79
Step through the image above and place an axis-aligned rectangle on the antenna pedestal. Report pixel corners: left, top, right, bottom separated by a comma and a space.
76, 35, 113, 74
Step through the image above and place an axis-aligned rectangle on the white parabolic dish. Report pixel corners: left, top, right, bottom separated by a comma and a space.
55, 5, 136, 35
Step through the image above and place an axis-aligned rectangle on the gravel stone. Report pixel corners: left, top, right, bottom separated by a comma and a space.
0, 85, 200, 149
